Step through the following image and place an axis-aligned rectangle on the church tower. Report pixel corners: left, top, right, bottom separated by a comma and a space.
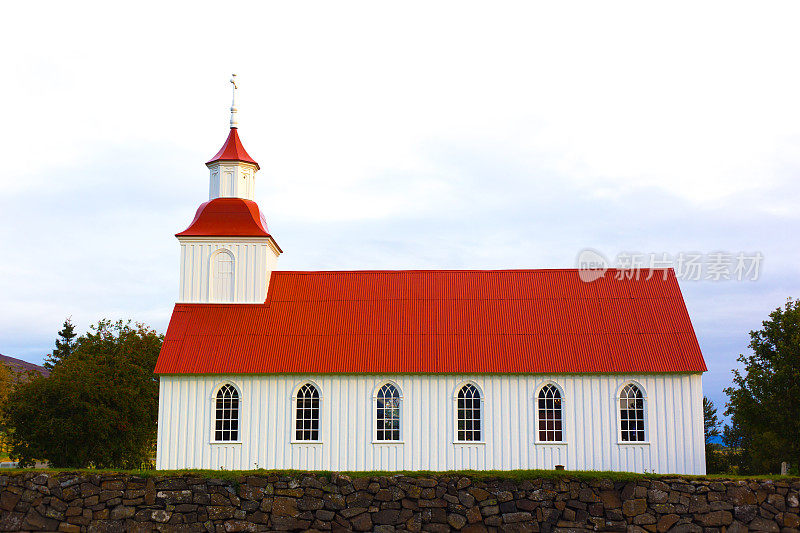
176, 75, 281, 303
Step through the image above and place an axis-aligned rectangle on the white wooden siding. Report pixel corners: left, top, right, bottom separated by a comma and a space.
177, 237, 279, 304
156, 373, 705, 474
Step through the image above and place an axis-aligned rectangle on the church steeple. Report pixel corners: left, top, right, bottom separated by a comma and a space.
206, 74, 260, 200
174, 75, 281, 304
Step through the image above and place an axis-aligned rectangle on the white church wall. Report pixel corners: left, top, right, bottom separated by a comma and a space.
156, 372, 705, 474
177, 237, 280, 303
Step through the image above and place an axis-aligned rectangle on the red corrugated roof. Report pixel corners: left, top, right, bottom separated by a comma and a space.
154, 269, 706, 375
206, 128, 259, 169
176, 198, 280, 250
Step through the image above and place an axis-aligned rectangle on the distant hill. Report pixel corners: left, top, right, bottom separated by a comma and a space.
0, 354, 50, 379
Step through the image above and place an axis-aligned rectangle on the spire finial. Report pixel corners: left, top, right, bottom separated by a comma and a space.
229, 74, 239, 129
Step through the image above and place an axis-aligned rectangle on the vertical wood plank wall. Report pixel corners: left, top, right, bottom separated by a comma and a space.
156, 373, 705, 474
177, 239, 278, 303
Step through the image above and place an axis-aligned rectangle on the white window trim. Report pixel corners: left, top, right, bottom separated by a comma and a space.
290, 381, 323, 444
616, 381, 650, 445
209, 381, 243, 445
534, 381, 568, 445
452, 381, 485, 445
372, 381, 404, 444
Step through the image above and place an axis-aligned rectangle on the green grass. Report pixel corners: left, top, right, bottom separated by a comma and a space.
0, 468, 797, 482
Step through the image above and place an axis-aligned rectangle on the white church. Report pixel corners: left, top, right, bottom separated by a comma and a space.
154, 77, 707, 474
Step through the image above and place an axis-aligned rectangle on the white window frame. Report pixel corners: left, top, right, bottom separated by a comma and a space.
452, 381, 485, 445
209, 381, 243, 445
534, 381, 567, 445
372, 381, 404, 444
209, 248, 236, 303
291, 381, 323, 444
616, 381, 650, 445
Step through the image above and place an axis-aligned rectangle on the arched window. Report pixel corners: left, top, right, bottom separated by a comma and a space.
211, 250, 235, 302
619, 383, 646, 442
294, 383, 320, 441
456, 383, 482, 442
537, 384, 564, 442
214, 384, 239, 442
375, 383, 401, 442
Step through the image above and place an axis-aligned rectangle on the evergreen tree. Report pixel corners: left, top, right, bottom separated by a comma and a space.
704, 397, 720, 440
724, 298, 800, 474
43, 318, 77, 370
703, 396, 727, 473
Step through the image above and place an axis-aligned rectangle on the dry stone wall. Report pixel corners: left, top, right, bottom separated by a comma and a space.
1, 472, 798, 532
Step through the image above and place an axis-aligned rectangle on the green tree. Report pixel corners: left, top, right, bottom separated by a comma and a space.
724, 298, 800, 474
0, 319, 162, 468
43, 318, 78, 370
703, 396, 727, 473
704, 397, 720, 440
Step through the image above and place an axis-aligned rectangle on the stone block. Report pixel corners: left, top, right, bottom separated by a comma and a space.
350, 512, 373, 531
481, 505, 499, 517
502, 512, 533, 523
579, 487, 599, 503
341, 506, 368, 518
623, 498, 647, 517
206, 505, 236, 520
499, 500, 517, 513
656, 513, 679, 532
374, 509, 401, 525
633, 513, 657, 525
271, 496, 299, 517
735, 504, 757, 523
223, 520, 258, 532
601, 490, 622, 509
748, 516, 779, 532
100, 480, 126, 491
109, 505, 135, 520
271, 516, 311, 531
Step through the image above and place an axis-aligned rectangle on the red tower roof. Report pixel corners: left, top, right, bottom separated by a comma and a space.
154, 269, 706, 375
176, 198, 280, 249
206, 128, 259, 170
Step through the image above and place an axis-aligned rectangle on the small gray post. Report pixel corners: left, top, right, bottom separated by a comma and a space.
781, 462, 789, 475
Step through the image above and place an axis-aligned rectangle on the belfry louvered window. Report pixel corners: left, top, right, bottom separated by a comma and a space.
537, 384, 564, 442
375, 383, 401, 441
456, 383, 482, 442
294, 383, 320, 441
619, 383, 646, 442
214, 384, 239, 442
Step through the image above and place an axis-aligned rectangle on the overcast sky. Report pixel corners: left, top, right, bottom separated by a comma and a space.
2, 1, 799, 416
